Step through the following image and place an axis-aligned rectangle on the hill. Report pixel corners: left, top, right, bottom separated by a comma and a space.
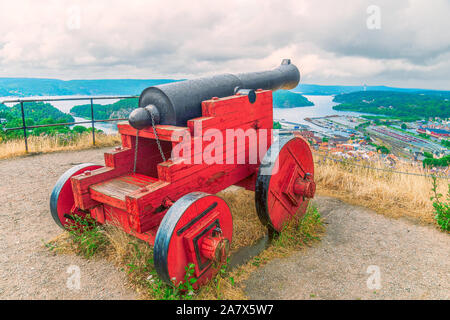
0, 102, 75, 139
0, 101, 74, 124
273, 91, 314, 108
0, 78, 177, 97
293, 84, 448, 96
332, 91, 450, 119
70, 98, 139, 120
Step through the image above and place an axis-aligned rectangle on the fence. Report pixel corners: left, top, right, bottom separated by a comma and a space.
314, 152, 449, 180
1, 95, 138, 152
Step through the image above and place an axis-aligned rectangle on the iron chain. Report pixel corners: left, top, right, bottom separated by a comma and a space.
133, 129, 139, 173
151, 110, 166, 162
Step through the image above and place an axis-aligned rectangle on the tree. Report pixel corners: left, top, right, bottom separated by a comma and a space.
423, 152, 433, 159
376, 145, 390, 154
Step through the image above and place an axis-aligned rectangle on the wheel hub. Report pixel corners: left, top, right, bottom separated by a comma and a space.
201, 235, 230, 263
293, 177, 316, 199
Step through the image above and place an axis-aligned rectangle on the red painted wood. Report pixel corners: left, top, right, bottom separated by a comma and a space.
62, 90, 314, 282
264, 136, 315, 231
164, 194, 232, 288
234, 172, 257, 191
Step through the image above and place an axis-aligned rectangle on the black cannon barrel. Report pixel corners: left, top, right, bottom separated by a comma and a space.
129, 59, 300, 129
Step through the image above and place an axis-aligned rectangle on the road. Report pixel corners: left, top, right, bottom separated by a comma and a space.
245, 196, 450, 300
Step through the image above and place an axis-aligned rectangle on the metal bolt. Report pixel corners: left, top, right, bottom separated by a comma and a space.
212, 226, 222, 237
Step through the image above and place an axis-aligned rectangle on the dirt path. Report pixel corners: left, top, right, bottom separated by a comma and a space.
0, 148, 136, 299
1, 149, 448, 300
245, 196, 450, 300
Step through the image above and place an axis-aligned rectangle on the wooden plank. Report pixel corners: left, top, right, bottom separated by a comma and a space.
91, 174, 157, 200
117, 122, 190, 142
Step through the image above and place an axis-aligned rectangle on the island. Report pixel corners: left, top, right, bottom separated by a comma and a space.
273, 91, 314, 108
332, 91, 450, 120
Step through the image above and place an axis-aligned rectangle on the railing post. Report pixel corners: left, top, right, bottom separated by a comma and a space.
90, 98, 95, 146
20, 100, 28, 153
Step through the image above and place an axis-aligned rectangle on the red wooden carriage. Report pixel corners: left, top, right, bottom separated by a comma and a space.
50, 60, 315, 287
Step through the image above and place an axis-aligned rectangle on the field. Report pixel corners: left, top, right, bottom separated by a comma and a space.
0, 133, 121, 160
314, 153, 448, 225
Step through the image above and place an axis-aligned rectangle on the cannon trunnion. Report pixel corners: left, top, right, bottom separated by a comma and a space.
49, 61, 315, 288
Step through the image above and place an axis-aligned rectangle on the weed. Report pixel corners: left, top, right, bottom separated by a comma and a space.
145, 263, 198, 300
430, 176, 450, 231
65, 214, 108, 258
271, 204, 323, 249
42, 240, 57, 251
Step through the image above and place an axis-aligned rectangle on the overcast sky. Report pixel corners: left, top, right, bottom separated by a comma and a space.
0, 0, 449, 89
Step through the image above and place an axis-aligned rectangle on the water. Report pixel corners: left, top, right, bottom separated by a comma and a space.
72, 116, 120, 135
274, 94, 366, 126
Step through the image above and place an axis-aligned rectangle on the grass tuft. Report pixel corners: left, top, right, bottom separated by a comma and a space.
0, 133, 121, 159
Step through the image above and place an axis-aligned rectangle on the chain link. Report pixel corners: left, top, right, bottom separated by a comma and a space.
150, 110, 166, 162
133, 129, 139, 173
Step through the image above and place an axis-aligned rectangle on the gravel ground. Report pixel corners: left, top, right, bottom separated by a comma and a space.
245, 196, 450, 300
0, 148, 136, 299
1, 149, 449, 300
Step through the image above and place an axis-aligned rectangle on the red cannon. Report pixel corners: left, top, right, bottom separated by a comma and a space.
50, 60, 315, 287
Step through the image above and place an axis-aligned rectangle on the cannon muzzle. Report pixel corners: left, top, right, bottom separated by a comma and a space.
129, 59, 300, 128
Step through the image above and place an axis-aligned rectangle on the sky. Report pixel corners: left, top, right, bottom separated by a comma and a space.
0, 0, 449, 90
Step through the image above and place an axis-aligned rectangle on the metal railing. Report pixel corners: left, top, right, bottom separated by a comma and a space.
1, 95, 138, 152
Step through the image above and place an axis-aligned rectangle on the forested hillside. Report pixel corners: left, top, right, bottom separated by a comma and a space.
273, 91, 314, 108
0, 102, 76, 140
333, 91, 450, 119
0, 102, 74, 124
0, 78, 177, 97
70, 98, 139, 120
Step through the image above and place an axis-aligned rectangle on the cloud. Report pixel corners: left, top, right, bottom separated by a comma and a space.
0, 0, 449, 89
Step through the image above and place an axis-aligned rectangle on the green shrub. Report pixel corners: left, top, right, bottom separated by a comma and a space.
66, 215, 108, 258
431, 176, 449, 231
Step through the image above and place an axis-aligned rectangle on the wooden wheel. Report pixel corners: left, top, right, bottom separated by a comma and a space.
154, 192, 232, 287
50, 163, 102, 229
255, 135, 315, 232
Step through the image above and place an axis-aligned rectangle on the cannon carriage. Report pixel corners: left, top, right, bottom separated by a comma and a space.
50, 60, 315, 287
